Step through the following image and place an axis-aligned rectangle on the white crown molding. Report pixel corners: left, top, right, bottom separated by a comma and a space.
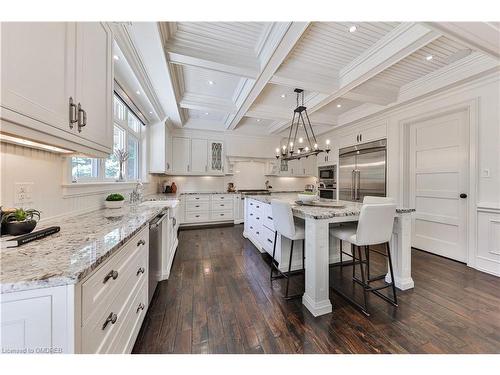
111, 23, 168, 122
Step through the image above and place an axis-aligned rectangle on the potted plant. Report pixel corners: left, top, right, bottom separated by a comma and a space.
1, 208, 41, 236
105, 193, 125, 209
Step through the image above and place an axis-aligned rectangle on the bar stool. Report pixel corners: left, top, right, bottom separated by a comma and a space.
330, 202, 398, 316
269, 199, 305, 300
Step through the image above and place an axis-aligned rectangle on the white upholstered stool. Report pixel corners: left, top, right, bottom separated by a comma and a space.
330, 200, 398, 315
270, 199, 305, 300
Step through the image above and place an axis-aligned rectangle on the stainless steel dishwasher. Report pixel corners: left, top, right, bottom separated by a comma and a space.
148, 210, 168, 303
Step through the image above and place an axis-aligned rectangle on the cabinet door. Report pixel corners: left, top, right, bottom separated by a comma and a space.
279, 159, 290, 176
0, 22, 75, 134
191, 138, 208, 173
75, 22, 113, 151
302, 155, 316, 176
289, 159, 303, 176
207, 140, 224, 174
172, 137, 191, 173
360, 123, 387, 143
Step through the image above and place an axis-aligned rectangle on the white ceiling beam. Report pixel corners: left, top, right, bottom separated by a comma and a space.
425, 22, 500, 59
268, 22, 441, 134
225, 22, 311, 130
343, 81, 399, 106
179, 92, 237, 113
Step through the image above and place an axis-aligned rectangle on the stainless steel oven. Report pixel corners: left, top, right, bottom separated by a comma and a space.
319, 188, 336, 200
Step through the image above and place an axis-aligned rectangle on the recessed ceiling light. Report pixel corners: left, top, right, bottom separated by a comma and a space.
349, 25, 357, 33
136, 90, 141, 95
149, 111, 153, 114
113, 55, 120, 61
256, 119, 261, 122
205, 112, 209, 115
280, 94, 286, 98
208, 80, 214, 85
337, 104, 342, 108
426, 55, 433, 61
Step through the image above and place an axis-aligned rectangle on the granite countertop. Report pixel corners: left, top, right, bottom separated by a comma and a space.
245, 193, 415, 220
0, 199, 179, 294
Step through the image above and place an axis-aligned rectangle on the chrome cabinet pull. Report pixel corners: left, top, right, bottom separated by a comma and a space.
136, 267, 145, 276
267, 238, 273, 243
195, 205, 200, 207
69, 97, 77, 129
137, 239, 146, 246
77, 103, 86, 133
267, 216, 273, 220
103, 270, 118, 283
136, 303, 145, 314
102, 312, 117, 330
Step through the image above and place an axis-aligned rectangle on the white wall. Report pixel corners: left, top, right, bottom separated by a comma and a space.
0, 143, 155, 222
318, 72, 500, 276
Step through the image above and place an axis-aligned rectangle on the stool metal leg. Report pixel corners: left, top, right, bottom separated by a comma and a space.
340, 240, 343, 270
285, 240, 294, 299
269, 230, 278, 281
351, 244, 356, 279
365, 245, 370, 281
386, 242, 398, 306
357, 245, 370, 316
302, 239, 305, 271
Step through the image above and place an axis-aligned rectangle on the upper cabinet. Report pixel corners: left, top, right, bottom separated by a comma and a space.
149, 121, 172, 174
338, 123, 387, 149
170, 136, 225, 176
0, 22, 113, 157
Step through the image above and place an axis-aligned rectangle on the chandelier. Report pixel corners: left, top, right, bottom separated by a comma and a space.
275, 88, 330, 161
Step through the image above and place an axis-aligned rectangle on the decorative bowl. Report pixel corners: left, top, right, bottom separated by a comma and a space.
297, 193, 319, 202
4, 220, 37, 236
104, 200, 124, 209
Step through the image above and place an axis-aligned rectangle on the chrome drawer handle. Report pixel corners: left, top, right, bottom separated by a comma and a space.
136, 302, 145, 314
195, 205, 200, 207
137, 239, 146, 246
103, 270, 118, 283
256, 231, 260, 235
250, 213, 253, 216
267, 238, 273, 243
256, 217, 260, 220
195, 215, 200, 218
256, 205, 260, 208
267, 216, 272, 220
250, 226, 253, 229
137, 267, 145, 276
220, 214, 224, 216
102, 312, 117, 330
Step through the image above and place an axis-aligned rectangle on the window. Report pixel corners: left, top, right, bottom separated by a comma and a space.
70, 93, 144, 183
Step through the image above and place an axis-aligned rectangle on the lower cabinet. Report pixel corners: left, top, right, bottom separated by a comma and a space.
0, 226, 150, 354
181, 194, 237, 226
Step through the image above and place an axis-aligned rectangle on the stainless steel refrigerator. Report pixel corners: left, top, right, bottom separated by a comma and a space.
339, 139, 386, 202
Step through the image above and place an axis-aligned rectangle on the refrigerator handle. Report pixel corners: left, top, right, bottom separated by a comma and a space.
351, 170, 355, 200
355, 170, 361, 201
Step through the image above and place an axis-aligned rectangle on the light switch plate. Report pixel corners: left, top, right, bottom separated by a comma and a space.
14, 182, 34, 206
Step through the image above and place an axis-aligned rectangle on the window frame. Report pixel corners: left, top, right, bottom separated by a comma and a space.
68, 93, 145, 184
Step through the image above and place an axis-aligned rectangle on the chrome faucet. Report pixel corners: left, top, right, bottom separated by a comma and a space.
130, 181, 144, 204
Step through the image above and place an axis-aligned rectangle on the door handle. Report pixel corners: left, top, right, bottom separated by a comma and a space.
460, 193, 467, 199
69, 97, 77, 129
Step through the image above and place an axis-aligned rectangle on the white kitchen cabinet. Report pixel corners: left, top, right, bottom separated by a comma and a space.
0, 22, 113, 157
74, 22, 113, 150
191, 138, 209, 173
149, 121, 172, 173
338, 123, 387, 149
207, 140, 224, 174
172, 137, 191, 173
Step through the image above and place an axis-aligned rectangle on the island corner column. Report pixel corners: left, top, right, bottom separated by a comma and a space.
386, 212, 415, 290
302, 216, 333, 317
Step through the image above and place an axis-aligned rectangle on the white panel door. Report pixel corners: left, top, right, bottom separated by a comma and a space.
75, 22, 113, 150
190, 138, 208, 173
409, 110, 468, 261
172, 137, 191, 173
0, 22, 75, 134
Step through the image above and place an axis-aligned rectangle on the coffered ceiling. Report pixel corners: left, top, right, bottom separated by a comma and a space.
157, 21, 499, 136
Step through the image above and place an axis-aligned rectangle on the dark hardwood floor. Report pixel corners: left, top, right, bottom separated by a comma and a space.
132, 224, 500, 354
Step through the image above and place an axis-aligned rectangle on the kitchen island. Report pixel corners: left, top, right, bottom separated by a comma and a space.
244, 193, 415, 317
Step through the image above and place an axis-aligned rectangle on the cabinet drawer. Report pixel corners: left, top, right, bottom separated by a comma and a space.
211, 210, 233, 221
81, 227, 148, 324
211, 200, 233, 211
106, 279, 148, 354
81, 259, 147, 353
186, 201, 210, 212
212, 194, 233, 201
261, 226, 276, 254
185, 195, 210, 203
185, 211, 210, 222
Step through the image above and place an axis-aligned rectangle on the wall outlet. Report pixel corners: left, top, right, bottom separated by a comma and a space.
481, 168, 491, 178
14, 182, 34, 207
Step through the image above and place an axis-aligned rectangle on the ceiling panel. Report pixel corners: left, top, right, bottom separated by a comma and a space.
188, 109, 227, 122
234, 117, 275, 135
312, 98, 364, 118
251, 84, 312, 109
368, 36, 472, 88
182, 65, 243, 100
285, 22, 400, 73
